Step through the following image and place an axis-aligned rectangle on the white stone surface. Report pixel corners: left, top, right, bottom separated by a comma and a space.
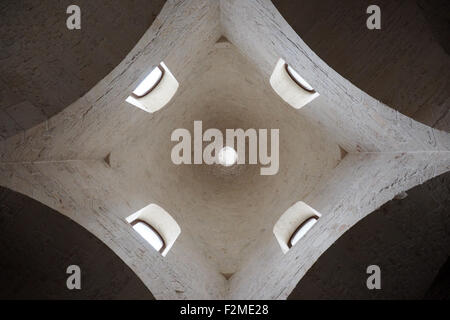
0, 0, 449, 299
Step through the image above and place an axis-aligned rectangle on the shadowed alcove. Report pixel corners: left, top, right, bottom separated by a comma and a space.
0, 186, 154, 299
289, 172, 450, 299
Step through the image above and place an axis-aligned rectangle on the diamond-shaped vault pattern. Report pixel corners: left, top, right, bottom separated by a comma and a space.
0, 0, 449, 299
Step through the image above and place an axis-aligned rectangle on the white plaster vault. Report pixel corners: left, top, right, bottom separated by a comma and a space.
0, 0, 449, 299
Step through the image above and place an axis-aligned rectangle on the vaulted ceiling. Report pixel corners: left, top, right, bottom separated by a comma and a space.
289, 171, 450, 299
273, 0, 450, 131
0, 0, 449, 299
0, 185, 155, 299
0, 0, 166, 139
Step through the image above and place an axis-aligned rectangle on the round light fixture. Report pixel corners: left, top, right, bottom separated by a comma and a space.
217, 146, 238, 167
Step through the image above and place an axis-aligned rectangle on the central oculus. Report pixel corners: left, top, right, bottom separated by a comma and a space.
217, 146, 238, 167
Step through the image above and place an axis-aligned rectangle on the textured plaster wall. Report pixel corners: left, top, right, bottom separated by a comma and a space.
272, 0, 450, 132
0, 0, 166, 140
0, 0, 449, 299
424, 257, 450, 299
0, 186, 154, 299
289, 171, 450, 299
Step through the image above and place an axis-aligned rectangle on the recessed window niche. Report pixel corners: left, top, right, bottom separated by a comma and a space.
131, 220, 166, 253
273, 201, 321, 254
126, 203, 180, 256
270, 58, 319, 110
126, 62, 179, 113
